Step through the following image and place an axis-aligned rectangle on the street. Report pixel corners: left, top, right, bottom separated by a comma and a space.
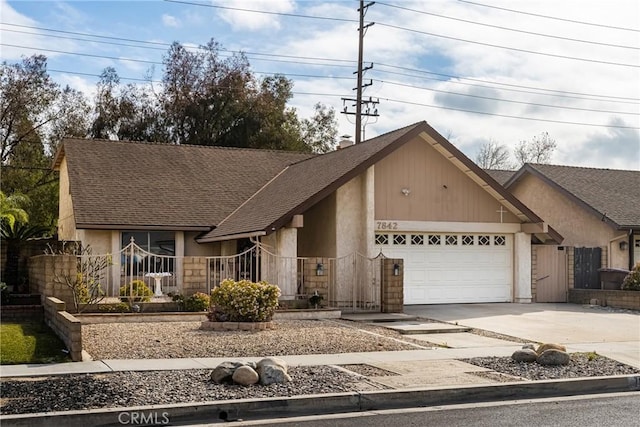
183, 392, 640, 427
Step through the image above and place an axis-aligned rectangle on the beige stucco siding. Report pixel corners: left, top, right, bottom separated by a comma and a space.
375, 137, 520, 223
336, 172, 372, 257
77, 230, 112, 254
298, 193, 337, 258
57, 157, 77, 241
510, 174, 627, 268
184, 232, 220, 256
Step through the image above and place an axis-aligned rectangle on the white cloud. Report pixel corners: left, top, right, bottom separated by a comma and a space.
214, 0, 295, 31
162, 14, 181, 28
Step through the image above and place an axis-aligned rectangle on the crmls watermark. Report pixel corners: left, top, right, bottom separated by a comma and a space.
118, 411, 170, 425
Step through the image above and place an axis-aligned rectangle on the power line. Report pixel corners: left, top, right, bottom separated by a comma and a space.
374, 64, 640, 103
381, 97, 640, 129
163, 0, 358, 23
458, 0, 640, 32
44, 68, 640, 131
375, 21, 640, 68
377, 79, 640, 116
3, 22, 637, 101
377, 2, 640, 50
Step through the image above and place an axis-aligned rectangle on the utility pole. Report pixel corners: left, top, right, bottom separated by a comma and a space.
341, 0, 379, 143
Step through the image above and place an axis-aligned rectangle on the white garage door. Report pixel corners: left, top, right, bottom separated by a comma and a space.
376, 232, 513, 304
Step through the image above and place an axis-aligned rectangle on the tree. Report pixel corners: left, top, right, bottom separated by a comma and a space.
475, 140, 514, 170
300, 103, 338, 153
515, 132, 557, 166
1, 55, 89, 231
0, 191, 29, 230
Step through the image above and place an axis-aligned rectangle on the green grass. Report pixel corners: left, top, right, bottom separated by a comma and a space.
0, 321, 71, 364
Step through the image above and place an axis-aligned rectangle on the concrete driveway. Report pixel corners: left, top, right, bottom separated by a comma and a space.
404, 303, 640, 368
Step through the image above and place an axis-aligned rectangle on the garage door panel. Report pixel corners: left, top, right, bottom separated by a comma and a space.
377, 232, 513, 304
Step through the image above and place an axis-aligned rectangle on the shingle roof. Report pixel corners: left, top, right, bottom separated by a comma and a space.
198, 123, 424, 241
505, 163, 640, 229
484, 169, 516, 186
57, 139, 313, 229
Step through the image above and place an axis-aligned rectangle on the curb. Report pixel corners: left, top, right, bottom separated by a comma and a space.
2, 375, 639, 426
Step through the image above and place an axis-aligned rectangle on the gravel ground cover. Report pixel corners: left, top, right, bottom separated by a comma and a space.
2, 318, 638, 415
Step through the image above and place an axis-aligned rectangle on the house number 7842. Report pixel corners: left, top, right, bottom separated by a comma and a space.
376, 221, 398, 230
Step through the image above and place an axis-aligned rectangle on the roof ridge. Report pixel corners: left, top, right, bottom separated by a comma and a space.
528, 163, 639, 173
62, 137, 314, 156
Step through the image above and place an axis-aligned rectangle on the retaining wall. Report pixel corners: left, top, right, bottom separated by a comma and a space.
43, 297, 83, 362
568, 289, 640, 310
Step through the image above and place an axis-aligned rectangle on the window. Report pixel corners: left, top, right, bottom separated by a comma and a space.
375, 234, 388, 245
121, 231, 175, 274
462, 235, 474, 246
393, 234, 406, 245
494, 235, 506, 246
445, 235, 458, 245
411, 234, 424, 245
428, 235, 441, 245
478, 235, 490, 246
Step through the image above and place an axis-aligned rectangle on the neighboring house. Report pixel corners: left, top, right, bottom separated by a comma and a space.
54, 121, 561, 306
504, 164, 640, 295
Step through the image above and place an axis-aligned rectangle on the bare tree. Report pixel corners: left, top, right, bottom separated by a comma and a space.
515, 132, 557, 166
475, 140, 514, 170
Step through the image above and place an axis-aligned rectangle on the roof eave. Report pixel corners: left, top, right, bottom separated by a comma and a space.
76, 223, 212, 232
196, 230, 266, 243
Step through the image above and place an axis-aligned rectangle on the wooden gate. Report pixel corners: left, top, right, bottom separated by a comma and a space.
574, 247, 601, 289
535, 245, 567, 302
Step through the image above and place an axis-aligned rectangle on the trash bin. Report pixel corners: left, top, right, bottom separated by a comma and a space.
598, 268, 629, 290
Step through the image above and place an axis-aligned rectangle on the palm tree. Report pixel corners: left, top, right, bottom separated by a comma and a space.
0, 191, 29, 229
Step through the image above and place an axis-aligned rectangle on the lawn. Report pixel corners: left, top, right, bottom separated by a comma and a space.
0, 321, 71, 364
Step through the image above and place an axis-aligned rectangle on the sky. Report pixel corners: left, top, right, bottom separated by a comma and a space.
1, 0, 639, 170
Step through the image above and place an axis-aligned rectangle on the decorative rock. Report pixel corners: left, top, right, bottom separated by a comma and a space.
232, 366, 259, 386
536, 343, 567, 355
210, 361, 246, 384
511, 349, 538, 363
522, 344, 536, 351
537, 349, 571, 366
256, 357, 291, 385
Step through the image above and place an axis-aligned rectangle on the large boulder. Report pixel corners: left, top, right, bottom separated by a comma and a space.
536, 343, 566, 355
256, 357, 291, 385
232, 366, 260, 386
537, 349, 571, 366
210, 361, 246, 384
512, 349, 538, 363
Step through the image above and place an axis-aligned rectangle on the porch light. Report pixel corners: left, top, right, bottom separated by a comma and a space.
619, 241, 628, 251
393, 263, 400, 276
316, 263, 324, 276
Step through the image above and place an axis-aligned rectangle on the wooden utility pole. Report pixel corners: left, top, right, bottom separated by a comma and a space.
341, 0, 378, 143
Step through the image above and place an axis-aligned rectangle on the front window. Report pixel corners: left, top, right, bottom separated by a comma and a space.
121, 231, 175, 275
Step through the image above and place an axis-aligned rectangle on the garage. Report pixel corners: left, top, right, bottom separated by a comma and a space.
376, 232, 513, 304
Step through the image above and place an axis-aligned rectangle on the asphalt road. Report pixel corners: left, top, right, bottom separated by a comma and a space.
187, 392, 640, 427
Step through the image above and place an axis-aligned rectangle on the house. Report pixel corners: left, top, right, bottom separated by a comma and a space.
504, 164, 640, 292
53, 121, 562, 307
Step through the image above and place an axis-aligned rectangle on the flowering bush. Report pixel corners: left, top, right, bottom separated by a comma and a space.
622, 263, 640, 291
209, 279, 280, 322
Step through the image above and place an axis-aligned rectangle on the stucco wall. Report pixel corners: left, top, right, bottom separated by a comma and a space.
336, 173, 370, 257
78, 230, 112, 255
57, 157, 77, 241
184, 232, 220, 256
510, 174, 626, 269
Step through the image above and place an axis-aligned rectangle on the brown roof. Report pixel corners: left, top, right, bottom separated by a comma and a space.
55, 139, 313, 230
199, 122, 562, 244
198, 123, 424, 241
484, 169, 516, 186
505, 163, 640, 229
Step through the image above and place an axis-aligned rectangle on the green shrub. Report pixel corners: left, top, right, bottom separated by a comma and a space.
209, 279, 280, 322
622, 263, 640, 291
98, 302, 131, 313
119, 280, 153, 302
173, 292, 211, 312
